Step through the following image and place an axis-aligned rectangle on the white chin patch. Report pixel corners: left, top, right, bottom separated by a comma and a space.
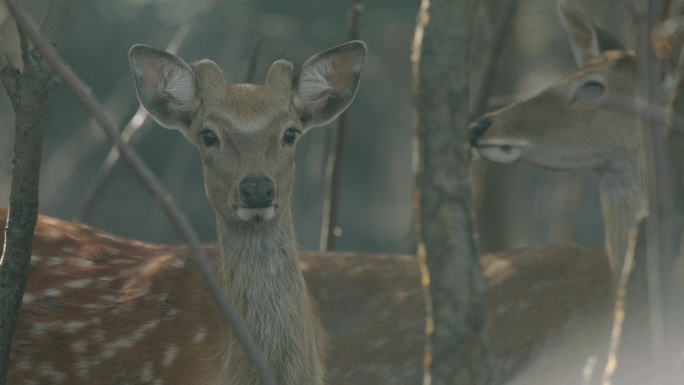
237, 207, 275, 222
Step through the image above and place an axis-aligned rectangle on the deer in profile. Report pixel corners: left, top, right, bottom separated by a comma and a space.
469, 1, 672, 384
5, 40, 366, 385
470, 0, 643, 284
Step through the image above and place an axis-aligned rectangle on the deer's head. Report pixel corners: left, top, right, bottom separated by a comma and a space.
129, 42, 366, 222
469, 0, 639, 173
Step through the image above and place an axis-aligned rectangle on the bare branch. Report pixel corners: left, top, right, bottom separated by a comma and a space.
244, 34, 264, 84
470, 0, 519, 119
75, 8, 211, 222
2, 2, 277, 385
319, 0, 363, 252
39, 0, 71, 48
0, 36, 18, 100
601, 209, 648, 385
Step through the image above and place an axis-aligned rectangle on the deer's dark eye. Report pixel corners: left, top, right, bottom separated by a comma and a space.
573, 80, 605, 102
199, 129, 219, 147
282, 127, 299, 145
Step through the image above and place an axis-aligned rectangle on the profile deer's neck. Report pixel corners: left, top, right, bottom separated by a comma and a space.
214, 208, 323, 384
599, 153, 647, 278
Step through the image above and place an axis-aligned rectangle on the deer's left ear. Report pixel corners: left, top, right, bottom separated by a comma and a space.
293, 41, 367, 131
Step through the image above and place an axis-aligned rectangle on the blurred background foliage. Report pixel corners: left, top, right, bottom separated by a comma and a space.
0, 0, 632, 255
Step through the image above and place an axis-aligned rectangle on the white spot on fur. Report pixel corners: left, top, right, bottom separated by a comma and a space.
193, 327, 208, 344
30, 254, 42, 265
100, 320, 159, 359
163, 345, 179, 367
91, 329, 105, 343
65, 278, 93, 289
44, 288, 62, 297
22, 293, 36, 304
71, 340, 87, 353
170, 258, 186, 269
17, 357, 32, 370
75, 360, 91, 378
66, 257, 94, 267
38, 362, 66, 383
63, 320, 87, 333
141, 362, 154, 381
153, 380, 164, 385
44, 228, 62, 240
46, 257, 64, 267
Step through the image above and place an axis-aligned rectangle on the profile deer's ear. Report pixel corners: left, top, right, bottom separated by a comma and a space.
557, 0, 625, 66
293, 41, 367, 131
129, 44, 201, 132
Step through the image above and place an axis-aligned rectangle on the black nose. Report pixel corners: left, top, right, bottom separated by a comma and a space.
240, 175, 275, 208
468, 118, 492, 147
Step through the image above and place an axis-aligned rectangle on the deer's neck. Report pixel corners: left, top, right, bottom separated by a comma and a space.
599, 159, 647, 279
213, 210, 323, 385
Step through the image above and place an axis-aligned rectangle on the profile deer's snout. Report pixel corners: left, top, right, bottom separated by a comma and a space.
239, 175, 275, 208
468, 117, 492, 147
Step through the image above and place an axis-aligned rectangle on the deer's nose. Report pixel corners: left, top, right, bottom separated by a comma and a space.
240, 175, 275, 208
468, 118, 492, 147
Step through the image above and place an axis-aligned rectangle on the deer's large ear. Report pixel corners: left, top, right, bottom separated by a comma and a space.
293, 41, 367, 131
557, 0, 624, 66
129, 45, 201, 132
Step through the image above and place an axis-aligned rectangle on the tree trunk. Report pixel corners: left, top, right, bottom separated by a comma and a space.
411, 1, 490, 384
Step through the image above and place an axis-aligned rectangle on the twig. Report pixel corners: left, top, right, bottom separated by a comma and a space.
2, 2, 278, 385
244, 34, 263, 84
0, 36, 18, 100
470, 0, 519, 119
38, 0, 70, 47
74, 16, 199, 222
319, 0, 363, 252
601, 208, 647, 385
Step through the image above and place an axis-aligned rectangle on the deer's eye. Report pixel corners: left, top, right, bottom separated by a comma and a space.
573, 80, 605, 102
199, 129, 219, 147
282, 127, 300, 145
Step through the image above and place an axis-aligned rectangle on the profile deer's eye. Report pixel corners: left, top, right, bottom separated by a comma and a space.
573, 80, 606, 102
282, 127, 299, 145
199, 129, 219, 147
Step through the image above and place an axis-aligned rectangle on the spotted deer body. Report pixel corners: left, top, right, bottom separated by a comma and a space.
6, 41, 366, 385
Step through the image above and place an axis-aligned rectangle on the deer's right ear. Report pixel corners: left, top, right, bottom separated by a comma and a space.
558, 0, 601, 66
557, 0, 625, 67
129, 45, 201, 132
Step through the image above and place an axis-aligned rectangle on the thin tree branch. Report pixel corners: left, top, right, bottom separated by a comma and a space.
601, 210, 647, 385
38, 0, 70, 47
470, 0, 519, 119
319, 0, 363, 252
2, 2, 278, 385
74, 16, 201, 222
0, 36, 18, 100
244, 34, 263, 84
0, 1, 70, 383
